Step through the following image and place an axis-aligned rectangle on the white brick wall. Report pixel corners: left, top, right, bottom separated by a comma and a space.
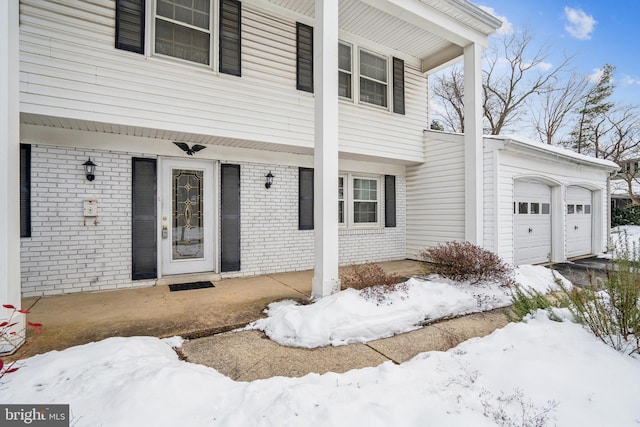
20, 145, 156, 297
223, 163, 406, 277
21, 145, 406, 295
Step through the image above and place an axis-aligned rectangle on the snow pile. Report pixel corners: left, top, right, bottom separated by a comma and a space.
249, 265, 568, 348
2, 312, 639, 426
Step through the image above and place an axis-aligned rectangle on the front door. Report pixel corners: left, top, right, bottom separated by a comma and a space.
161, 158, 215, 275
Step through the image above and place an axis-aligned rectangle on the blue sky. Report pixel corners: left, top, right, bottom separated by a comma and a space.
475, 1, 640, 105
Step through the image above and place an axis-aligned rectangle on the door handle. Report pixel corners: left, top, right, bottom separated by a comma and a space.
574, 225, 578, 230
162, 225, 168, 239
528, 228, 533, 233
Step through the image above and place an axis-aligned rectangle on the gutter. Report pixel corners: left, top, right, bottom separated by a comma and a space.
444, 0, 503, 30
497, 137, 619, 172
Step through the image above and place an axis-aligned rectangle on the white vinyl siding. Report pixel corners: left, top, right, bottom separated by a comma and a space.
19, 1, 428, 163
406, 132, 465, 259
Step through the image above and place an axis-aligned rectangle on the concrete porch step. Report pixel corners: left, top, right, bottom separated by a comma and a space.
156, 273, 222, 287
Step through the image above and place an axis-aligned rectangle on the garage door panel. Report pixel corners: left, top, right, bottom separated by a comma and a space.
566, 187, 592, 257
514, 182, 552, 265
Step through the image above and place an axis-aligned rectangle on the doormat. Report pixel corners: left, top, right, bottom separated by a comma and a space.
169, 281, 215, 292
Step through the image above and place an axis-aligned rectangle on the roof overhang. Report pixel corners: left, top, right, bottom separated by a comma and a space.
486, 135, 620, 172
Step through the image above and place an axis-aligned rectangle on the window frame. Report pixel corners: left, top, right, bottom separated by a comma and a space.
358, 47, 389, 109
338, 41, 353, 100
152, 0, 214, 66
339, 173, 382, 228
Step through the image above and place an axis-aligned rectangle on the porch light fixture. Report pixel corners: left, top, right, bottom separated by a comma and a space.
265, 171, 275, 189
83, 157, 96, 181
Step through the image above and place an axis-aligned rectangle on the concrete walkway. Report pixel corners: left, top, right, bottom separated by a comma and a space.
16, 260, 512, 381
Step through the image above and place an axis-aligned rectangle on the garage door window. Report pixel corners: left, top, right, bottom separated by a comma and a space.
515, 202, 550, 215
567, 204, 591, 215
518, 202, 528, 214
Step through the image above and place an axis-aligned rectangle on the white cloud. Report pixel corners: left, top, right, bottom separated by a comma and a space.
564, 7, 596, 40
587, 67, 604, 83
536, 61, 553, 72
478, 5, 513, 35
619, 75, 640, 86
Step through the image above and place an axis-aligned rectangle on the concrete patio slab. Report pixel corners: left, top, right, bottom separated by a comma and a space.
15, 260, 425, 359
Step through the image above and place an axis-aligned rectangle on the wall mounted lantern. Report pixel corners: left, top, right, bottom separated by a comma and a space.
265, 171, 275, 189
83, 158, 96, 181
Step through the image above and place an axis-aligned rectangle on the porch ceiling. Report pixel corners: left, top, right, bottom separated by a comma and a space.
266, 0, 500, 63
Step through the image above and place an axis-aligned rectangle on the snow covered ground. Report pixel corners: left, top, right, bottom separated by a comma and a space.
1, 265, 639, 426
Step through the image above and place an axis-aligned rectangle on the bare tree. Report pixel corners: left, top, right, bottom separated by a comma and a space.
430, 29, 573, 135
483, 29, 573, 135
431, 65, 465, 133
590, 106, 640, 203
532, 74, 588, 145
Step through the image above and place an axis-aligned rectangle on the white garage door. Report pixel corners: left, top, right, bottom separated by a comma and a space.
514, 181, 552, 265
566, 186, 592, 258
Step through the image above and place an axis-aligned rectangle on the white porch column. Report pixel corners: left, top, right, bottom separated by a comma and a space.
0, 0, 24, 350
463, 42, 483, 245
312, 0, 340, 298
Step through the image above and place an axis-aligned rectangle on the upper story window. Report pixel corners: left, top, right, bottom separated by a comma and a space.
155, 0, 211, 65
338, 42, 353, 99
115, 0, 242, 75
359, 49, 388, 108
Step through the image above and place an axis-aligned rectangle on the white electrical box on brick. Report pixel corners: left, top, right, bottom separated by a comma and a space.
83, 199, 98, 217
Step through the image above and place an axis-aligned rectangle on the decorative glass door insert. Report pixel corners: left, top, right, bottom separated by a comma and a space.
172, 169, 204, 260
161, 158, 215, 276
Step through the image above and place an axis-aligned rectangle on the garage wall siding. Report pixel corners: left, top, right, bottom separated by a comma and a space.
484, 141, 610, 265
406, 132, 465, 259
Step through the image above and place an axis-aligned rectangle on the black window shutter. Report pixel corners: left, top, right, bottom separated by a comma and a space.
296, 23, 314, 93
385, 175, 396, 228
221, 164, 241, 272
20, 144, 31, 238
219, 0, 242, 76
299, 167, 314, 230
132, 158, 157, 279
116, 0, 145, 54
392, 57, 405, 115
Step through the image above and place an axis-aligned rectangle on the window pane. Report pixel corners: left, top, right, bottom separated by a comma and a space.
360, 50, 387, 82
354, 202, 377, 223
576, 204, 583, 214
541, 203, 550, 214
157, 0, 210, 30
585, 204, 591, 214
339, 71, 352, 98
155, 19, 210, 64
518, 202, 528, 214
530, 202, 540, 214
338, 200, 344, 223
339, 43, 351, 72
567, 204, 575, 214
360, 77, 387, 107
354, 178, 377, 201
